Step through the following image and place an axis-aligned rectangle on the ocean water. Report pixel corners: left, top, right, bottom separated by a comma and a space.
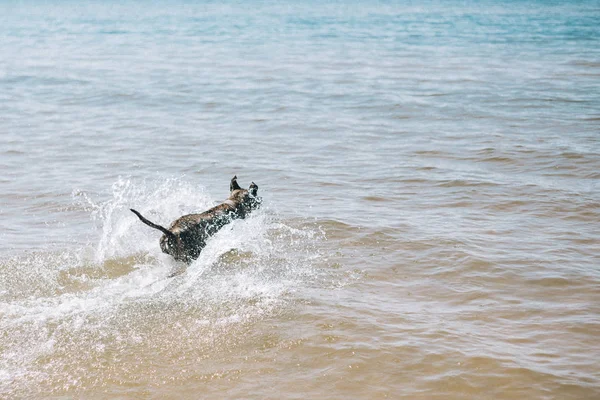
1, 0, 599, 398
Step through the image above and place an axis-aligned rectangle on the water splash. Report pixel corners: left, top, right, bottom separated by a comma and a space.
0, 176, 324, 397
73, 176, 215, 263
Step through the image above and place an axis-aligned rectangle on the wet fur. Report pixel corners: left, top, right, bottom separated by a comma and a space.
131, 176, 261, 263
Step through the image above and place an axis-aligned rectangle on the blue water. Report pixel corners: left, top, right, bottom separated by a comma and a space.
0, 1, 599, 398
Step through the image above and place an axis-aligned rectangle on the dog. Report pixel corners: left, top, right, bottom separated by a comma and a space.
131, 176, 261, 263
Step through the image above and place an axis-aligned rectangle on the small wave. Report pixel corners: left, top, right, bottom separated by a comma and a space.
525, 276, 580, 288
362, 195, 390, 203
436, 179, 500, 188
0, 74, 90, 86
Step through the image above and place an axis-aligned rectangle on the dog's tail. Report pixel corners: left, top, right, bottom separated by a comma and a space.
130, 209, 174, 237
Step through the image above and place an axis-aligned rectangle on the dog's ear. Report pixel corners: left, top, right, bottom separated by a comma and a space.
249, 182, 258, 196
230, 175, 242, 192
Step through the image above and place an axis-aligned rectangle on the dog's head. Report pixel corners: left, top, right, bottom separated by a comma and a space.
229, 176, 262, 215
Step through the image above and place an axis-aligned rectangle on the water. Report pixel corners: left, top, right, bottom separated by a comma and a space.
1, 0, 599, 398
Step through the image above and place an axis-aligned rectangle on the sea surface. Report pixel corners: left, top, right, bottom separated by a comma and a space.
1, 1, 599, 398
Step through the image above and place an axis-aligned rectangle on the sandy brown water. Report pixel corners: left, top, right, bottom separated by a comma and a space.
1, 1, 600, 399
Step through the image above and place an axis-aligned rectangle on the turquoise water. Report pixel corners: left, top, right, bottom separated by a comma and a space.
1, 0, 598, 248
1, 1, 599, 398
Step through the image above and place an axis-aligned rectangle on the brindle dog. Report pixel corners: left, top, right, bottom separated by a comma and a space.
131, 176, 261, 263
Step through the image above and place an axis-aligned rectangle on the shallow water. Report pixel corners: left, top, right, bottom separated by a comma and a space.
1, 1, 599, 398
